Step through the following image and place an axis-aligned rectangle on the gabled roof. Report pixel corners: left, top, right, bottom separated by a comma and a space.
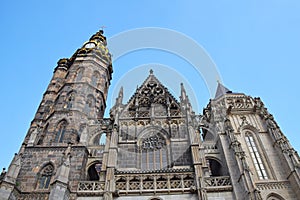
125, 69, 180, 106
214, 82, 232, 99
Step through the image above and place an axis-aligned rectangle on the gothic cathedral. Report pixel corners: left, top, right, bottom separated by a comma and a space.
1, 30, 300, 200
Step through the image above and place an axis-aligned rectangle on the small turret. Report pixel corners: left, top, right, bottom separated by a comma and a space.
116, 87, 123, 105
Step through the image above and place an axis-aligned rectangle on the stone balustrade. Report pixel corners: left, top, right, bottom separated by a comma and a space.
203, 176, 232, 191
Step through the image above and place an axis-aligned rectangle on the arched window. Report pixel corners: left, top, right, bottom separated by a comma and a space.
206, 158, 223, 176
245, 132, 268, 179
38, 164, 54, 189
99, 134, 106, 145
85, 95, 95, 115
75, 68, 84, 81
64, 92, 75, 109
267, 193, 285, 200
37, 124, 48, 145
88, 162, 101, 181
54, 121, 67, 143
91, 71, 100, 87
140, 133, 168, 170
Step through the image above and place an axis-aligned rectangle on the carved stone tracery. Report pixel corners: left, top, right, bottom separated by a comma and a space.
141, 134, 166, 150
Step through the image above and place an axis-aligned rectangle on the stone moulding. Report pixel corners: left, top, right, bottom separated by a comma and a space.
256, 181, 290, 190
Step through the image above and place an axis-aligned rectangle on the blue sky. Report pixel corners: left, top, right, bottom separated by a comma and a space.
1, 1, 300, 169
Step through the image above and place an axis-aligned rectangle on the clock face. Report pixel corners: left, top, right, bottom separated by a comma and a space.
85, 42, 96, 48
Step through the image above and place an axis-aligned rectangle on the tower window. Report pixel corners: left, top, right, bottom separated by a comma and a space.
85, 95, 95, 115
76, 68, 84, 81
54, 121, 67, 143
38, 164, 54, 189
64, 92, 75, 109
91, 71, 100, 87
245, 133, 268, 179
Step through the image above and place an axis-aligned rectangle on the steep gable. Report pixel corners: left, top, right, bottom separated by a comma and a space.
120, 70, 181, 118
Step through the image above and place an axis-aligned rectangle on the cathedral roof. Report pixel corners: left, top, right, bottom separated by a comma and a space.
214, 81, 232, 99
125, 69, 180, 106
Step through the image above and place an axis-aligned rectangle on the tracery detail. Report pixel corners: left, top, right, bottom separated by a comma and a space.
38, 164, 54, 189
142, 134, 166, 150
140, 133, 168, 170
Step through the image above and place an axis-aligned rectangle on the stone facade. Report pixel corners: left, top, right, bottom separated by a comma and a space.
0, 30, 300, 200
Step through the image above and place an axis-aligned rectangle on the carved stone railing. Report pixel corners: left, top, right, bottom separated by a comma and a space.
203, 176, 232, 191
77, 181, 105, 194
115, 170, 195, 195
138, 111, 150, 117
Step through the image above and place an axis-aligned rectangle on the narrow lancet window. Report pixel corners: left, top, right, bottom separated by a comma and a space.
64, 92, 75, 109
91, 71, 100, 87
75, 68, 84, 81
245, 133, 268, 179
54, 121, 67, 143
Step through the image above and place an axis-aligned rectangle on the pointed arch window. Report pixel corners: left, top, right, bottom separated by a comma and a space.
245, 132, 268, 179
76, 68, 84, 81
37, 124, 48, 145
38, 164, 54, 189
99, 134, 106, 145
64, 92, 75, 109
140, 133, 168, 170
85, 95, 95, 115
267, 193, 285, 200
54, 121, 67, 143
91, 71, 100, 87
88, 162, 101, 181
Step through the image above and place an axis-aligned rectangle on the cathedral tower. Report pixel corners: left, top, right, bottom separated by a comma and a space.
200, 83, 300, 199
0, 30, 299, 200
0, 30, 113, 200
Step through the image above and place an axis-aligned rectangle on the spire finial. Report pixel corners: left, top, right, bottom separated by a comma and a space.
100, 26, 107, 34
149, 69, 153, 75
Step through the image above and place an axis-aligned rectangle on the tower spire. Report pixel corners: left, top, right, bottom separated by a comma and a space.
214, 81, 232, 99
116, 86, 123, 105
180, 82, 187, 101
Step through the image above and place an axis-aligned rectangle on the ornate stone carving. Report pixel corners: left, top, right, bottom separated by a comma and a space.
115, 172, 195, 195
203, 176, 231, 188
77, 181, 105, 192
256, 181, 290, 190
141, 134, 166, 150
226, 96, 254, 110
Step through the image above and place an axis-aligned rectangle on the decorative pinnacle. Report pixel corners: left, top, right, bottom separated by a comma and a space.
100, 26, 107, 33
150, 69, 153, 75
